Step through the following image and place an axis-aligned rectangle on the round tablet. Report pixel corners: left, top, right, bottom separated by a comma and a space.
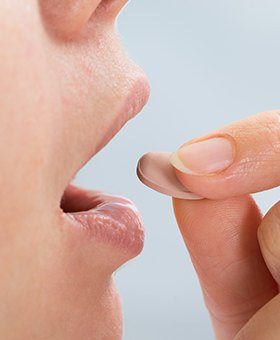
137, 152, 204, 200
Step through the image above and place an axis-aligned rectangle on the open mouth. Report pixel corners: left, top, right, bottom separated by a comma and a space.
58, 77, 150, 257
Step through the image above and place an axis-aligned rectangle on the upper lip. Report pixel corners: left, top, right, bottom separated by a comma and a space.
60, 74, 150, 199
95, 76, 151, 156
59, 75, 150, 199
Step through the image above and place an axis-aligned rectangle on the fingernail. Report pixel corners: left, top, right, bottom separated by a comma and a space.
170, 137, 234, 175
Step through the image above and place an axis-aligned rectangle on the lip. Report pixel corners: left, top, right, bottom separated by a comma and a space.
59, 76, 150, 257
61, 185, 145, 256
95, 77, 150, 155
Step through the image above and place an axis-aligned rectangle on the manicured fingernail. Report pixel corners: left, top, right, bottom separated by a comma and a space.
170, 137, 234, 175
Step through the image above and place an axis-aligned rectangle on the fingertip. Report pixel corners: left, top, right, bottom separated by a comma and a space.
171, 111, 280, 200
170, 136, 235, 176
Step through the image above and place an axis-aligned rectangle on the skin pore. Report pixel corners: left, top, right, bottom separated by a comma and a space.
2, 1, 280, 339
0, 0, 148, 338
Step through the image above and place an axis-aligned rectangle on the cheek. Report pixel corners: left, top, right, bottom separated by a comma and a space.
0, 2, 61, 213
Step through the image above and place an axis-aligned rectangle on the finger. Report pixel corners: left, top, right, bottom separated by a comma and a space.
170, 110, 280, 199
236, 201, 280, 340
173, 196, 277, 340
258, 201, 280, 286
234, 294, 280, 340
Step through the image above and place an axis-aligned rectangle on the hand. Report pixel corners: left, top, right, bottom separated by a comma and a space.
171, 110, 280, 339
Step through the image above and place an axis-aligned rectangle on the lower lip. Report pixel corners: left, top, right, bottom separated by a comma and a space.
61, 186, 145, 256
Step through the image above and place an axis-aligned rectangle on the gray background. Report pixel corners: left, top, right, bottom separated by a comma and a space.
76, 1, 280, 339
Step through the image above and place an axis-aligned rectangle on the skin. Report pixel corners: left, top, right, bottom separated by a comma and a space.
0, 0, 147, 339
1, 1, 280, 339
173, 110, 280, 339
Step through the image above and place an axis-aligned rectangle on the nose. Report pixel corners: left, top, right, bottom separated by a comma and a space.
95, 0, 129, 19
40, 0, 102, 36
40, 0, 129, 38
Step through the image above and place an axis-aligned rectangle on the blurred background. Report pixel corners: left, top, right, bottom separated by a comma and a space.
75, 1, 280, 339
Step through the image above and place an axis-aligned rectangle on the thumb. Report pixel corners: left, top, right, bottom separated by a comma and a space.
234, 200, 280, 339
234, 294, 280, 340
170, 110, 280, 199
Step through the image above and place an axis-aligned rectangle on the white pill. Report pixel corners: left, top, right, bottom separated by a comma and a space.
137, 152, 204, 200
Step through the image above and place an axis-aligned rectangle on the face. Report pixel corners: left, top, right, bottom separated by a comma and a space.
0, 1, 149, 339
